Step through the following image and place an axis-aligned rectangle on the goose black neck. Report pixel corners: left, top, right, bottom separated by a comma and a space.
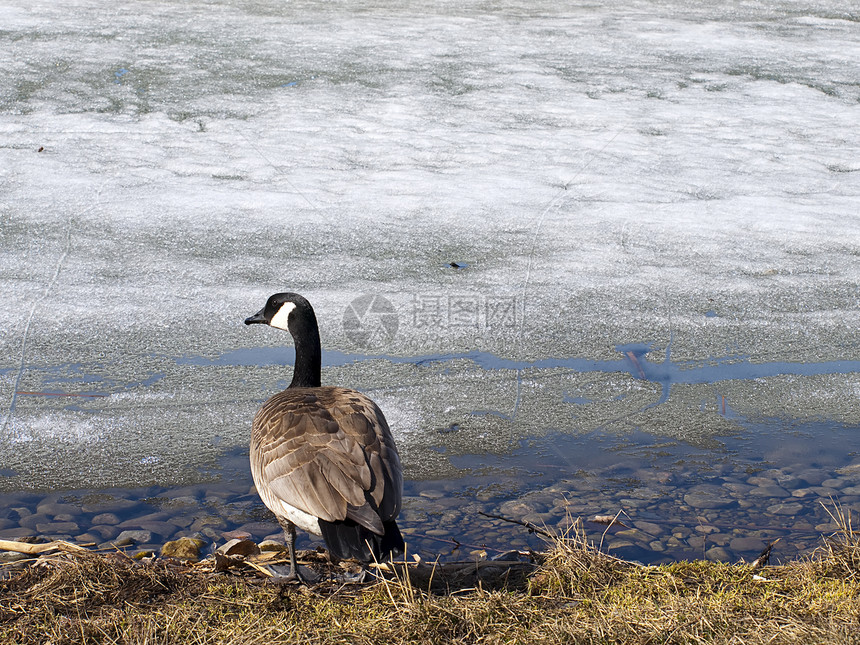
289, 314, 322, 389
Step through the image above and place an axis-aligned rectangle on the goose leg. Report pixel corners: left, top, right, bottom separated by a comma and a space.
278, 519, 306, 583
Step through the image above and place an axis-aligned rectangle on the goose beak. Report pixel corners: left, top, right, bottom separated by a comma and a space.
244, 308, 268, 325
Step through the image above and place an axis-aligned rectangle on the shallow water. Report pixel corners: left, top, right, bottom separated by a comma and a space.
1, 424, 857, 565
2, 350, 859, 566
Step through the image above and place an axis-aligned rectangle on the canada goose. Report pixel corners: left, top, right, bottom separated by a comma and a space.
244, 292, 404, 581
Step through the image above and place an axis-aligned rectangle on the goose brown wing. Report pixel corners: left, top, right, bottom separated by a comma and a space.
324, 388, 403, 523
251, 387, 401, 533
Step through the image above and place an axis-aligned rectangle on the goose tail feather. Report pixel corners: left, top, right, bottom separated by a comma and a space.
318, 518, 404, 562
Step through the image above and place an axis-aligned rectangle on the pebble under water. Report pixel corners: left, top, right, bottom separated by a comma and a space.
2, 418, 858, 567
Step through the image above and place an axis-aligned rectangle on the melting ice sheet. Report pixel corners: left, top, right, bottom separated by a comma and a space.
1, 0, 859, 562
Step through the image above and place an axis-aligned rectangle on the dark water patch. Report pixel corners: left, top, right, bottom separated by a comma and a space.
183, 346, 860, 386
19, 346, 858, 402
7, 361, 165, 398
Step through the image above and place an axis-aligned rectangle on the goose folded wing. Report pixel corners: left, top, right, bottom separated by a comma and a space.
328, 399, 403, 522
259, 413, 377, 524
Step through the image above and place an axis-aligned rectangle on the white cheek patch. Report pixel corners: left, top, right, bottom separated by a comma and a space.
269, 301, 296, 331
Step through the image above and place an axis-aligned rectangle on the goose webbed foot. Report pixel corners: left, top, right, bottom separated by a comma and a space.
266, 548, 318, 584
270, 563, 311, 584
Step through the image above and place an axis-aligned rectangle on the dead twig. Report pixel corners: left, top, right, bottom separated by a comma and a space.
478, 511, 554, 539
750, 539, 780, 570
0, 539, 89, 556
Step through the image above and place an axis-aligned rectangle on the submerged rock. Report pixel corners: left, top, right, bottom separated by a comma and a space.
632, 521, 664, 537
80, 498, 141, 514
766, 502, 804, 515
88, 525, 121, 540
36, 502, 80, 517
35, 521, 80, 535
683, 487, 736, 510
705, 546, 732, 561
729, 537, 765, 553
91, 513, 121, 525
114, 530, 153, 546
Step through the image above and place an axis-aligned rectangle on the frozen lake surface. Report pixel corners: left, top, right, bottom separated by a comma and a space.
1, 0, 859, 563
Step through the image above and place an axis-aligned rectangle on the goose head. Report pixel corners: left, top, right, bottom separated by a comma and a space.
245, 292, 322, 388
245, 292, 315, 333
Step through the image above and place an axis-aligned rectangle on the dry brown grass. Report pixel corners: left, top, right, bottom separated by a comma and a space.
2, 506, 860, 644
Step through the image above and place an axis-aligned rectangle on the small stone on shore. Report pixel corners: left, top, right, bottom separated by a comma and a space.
161, 537, 207, 561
